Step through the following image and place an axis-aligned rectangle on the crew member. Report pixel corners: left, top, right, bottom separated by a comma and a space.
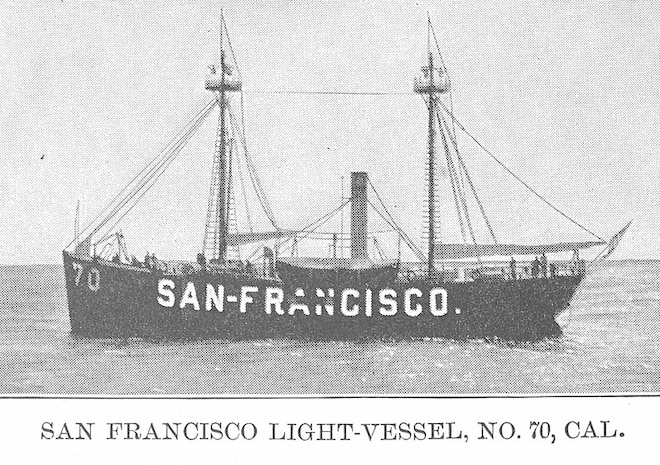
570, 249, 580, 275
531, 257, 540, 278
540, 253, 548, 278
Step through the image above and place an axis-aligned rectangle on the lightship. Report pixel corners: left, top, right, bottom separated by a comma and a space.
63, 13, 629, 340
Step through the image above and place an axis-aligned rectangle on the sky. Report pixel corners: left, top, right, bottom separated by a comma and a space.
0, 0, 658, 264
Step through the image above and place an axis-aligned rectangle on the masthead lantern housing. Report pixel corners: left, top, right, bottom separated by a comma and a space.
414, 65, 450, 94
205, 63, 242, 92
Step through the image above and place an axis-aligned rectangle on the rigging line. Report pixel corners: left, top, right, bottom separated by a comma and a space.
428, 16, 448, 72
451, 108, 466, 195
99, 117, 208, 241
92, 231, 116, 247
373, 237, 386, 260
226, 137, 234, 238
202, 104, 225, 255
428, 18, 464, 201
454, 164, 475, 241
245, 243, 261, 263
68, 98, 217, 247
436, 110, 484, 266
237, 87, 253, 232
244, 200, 351, 262
95, 103, 212, 236
437, 108, 497, 244
367, 181, 426, 262
428, 16, 460, 171
92, 104, 213, 241
450, 139, 485, 249
437, 108, 467, 241
432, 100, 494, 243
446, 150, 468, 242
366, 198, 423, 262
219, 8, 223, 60
427, 14, 431, 55
227, 103, 279, 229
364, 182, 426, 262
233, 135, 253, 232
237, 82, 255, 230
95, 109, 208, 239
243, 90, 412, 96
238, 90, 247, 146
365, 178, 421, 257
423, 94, 467, 242
272, 228, 396, 237
228, 108, 277, 229
436, 99, 606, 242
76, 100, 215, 246
428, 16, 458, 145
97, 107, 210, 239
239, 89, 247, 156
92, 232, 118, 252
273, 201, 349, 258
247, 199, 352, 262
227, 106, 268, 218
282, 200, 351, 244
84, 99, 215, 235
221, 14, 242, 82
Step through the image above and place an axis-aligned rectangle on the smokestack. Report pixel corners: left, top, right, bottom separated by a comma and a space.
350, 172, 368, 259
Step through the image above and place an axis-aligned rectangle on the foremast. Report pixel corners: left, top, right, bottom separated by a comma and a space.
204, 11, 242, 264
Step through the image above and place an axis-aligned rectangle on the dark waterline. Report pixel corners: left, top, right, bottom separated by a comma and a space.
0, 261, 658, 395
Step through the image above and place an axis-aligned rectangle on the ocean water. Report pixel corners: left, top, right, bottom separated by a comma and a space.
0, 261, 658, 395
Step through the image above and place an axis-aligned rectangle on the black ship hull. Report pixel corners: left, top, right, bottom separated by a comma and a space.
63, 252, 583, 341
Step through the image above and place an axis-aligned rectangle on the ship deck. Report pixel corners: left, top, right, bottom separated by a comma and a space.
64, 251, 585, 284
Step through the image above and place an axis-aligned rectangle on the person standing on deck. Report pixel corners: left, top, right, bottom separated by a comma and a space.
540, 253, 548, 278
509, 256, 517, 280
531, 257, 540, 277
571, 249, 580, 275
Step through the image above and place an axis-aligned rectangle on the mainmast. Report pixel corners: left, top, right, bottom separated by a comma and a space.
204, 10, 242, 263
414, 20, 450, 275
427, 51, 436, 274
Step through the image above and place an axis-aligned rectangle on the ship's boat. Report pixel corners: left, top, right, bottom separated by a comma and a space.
62, 12, 630, 340
276, 257, 400, 288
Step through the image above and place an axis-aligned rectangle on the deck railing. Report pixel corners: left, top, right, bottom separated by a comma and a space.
130, 256, 586, 283
398, 259, 587, 283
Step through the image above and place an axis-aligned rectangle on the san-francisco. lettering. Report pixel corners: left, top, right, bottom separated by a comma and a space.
156, 279, 450, 317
